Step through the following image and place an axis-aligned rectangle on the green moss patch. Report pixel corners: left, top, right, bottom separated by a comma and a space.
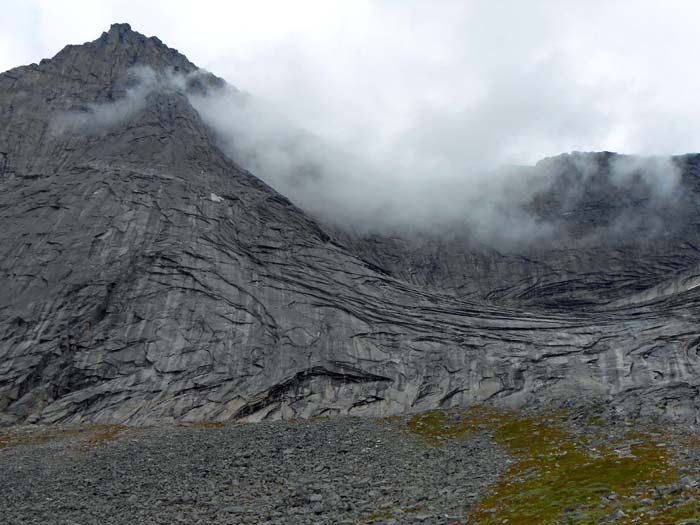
402, 407, 700, 524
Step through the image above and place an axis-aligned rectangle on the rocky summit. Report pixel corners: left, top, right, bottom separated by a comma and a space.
2, 23, 700, 429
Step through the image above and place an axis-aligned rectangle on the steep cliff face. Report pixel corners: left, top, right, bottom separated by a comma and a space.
1, 24, 699, 426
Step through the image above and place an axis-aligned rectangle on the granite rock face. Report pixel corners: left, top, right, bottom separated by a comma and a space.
1, 24, 700, 425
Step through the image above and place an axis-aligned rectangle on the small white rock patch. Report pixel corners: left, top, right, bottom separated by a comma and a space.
210, 192, 223, 203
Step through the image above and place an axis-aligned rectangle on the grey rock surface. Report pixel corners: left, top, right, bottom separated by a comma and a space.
1, 24, 700, 425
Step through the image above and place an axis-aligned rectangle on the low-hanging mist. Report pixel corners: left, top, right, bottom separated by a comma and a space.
188, 81, 684, 248
49, 66, 686, 248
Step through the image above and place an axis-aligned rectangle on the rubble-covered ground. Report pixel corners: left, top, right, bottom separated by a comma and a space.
1, 405, 699, 524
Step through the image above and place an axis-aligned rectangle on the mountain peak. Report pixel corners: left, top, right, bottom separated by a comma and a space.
0, 24, 225, 180
99, 22, 168, 54
107, 21, 133, 34
36, 22, 199, 82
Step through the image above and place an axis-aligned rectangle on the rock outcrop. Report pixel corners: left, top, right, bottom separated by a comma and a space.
1, 24, 700, 425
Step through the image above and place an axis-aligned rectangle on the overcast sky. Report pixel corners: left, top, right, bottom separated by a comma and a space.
2, 0, 700, 170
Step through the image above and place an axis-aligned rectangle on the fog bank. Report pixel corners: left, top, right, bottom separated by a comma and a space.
49, 66, 686, 248
189, 82, 683, 247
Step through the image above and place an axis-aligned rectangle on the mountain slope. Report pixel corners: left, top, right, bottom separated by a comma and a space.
0, 24, 699, 425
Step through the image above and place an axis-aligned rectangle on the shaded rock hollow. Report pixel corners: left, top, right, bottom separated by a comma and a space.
1, 24, 700, 425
